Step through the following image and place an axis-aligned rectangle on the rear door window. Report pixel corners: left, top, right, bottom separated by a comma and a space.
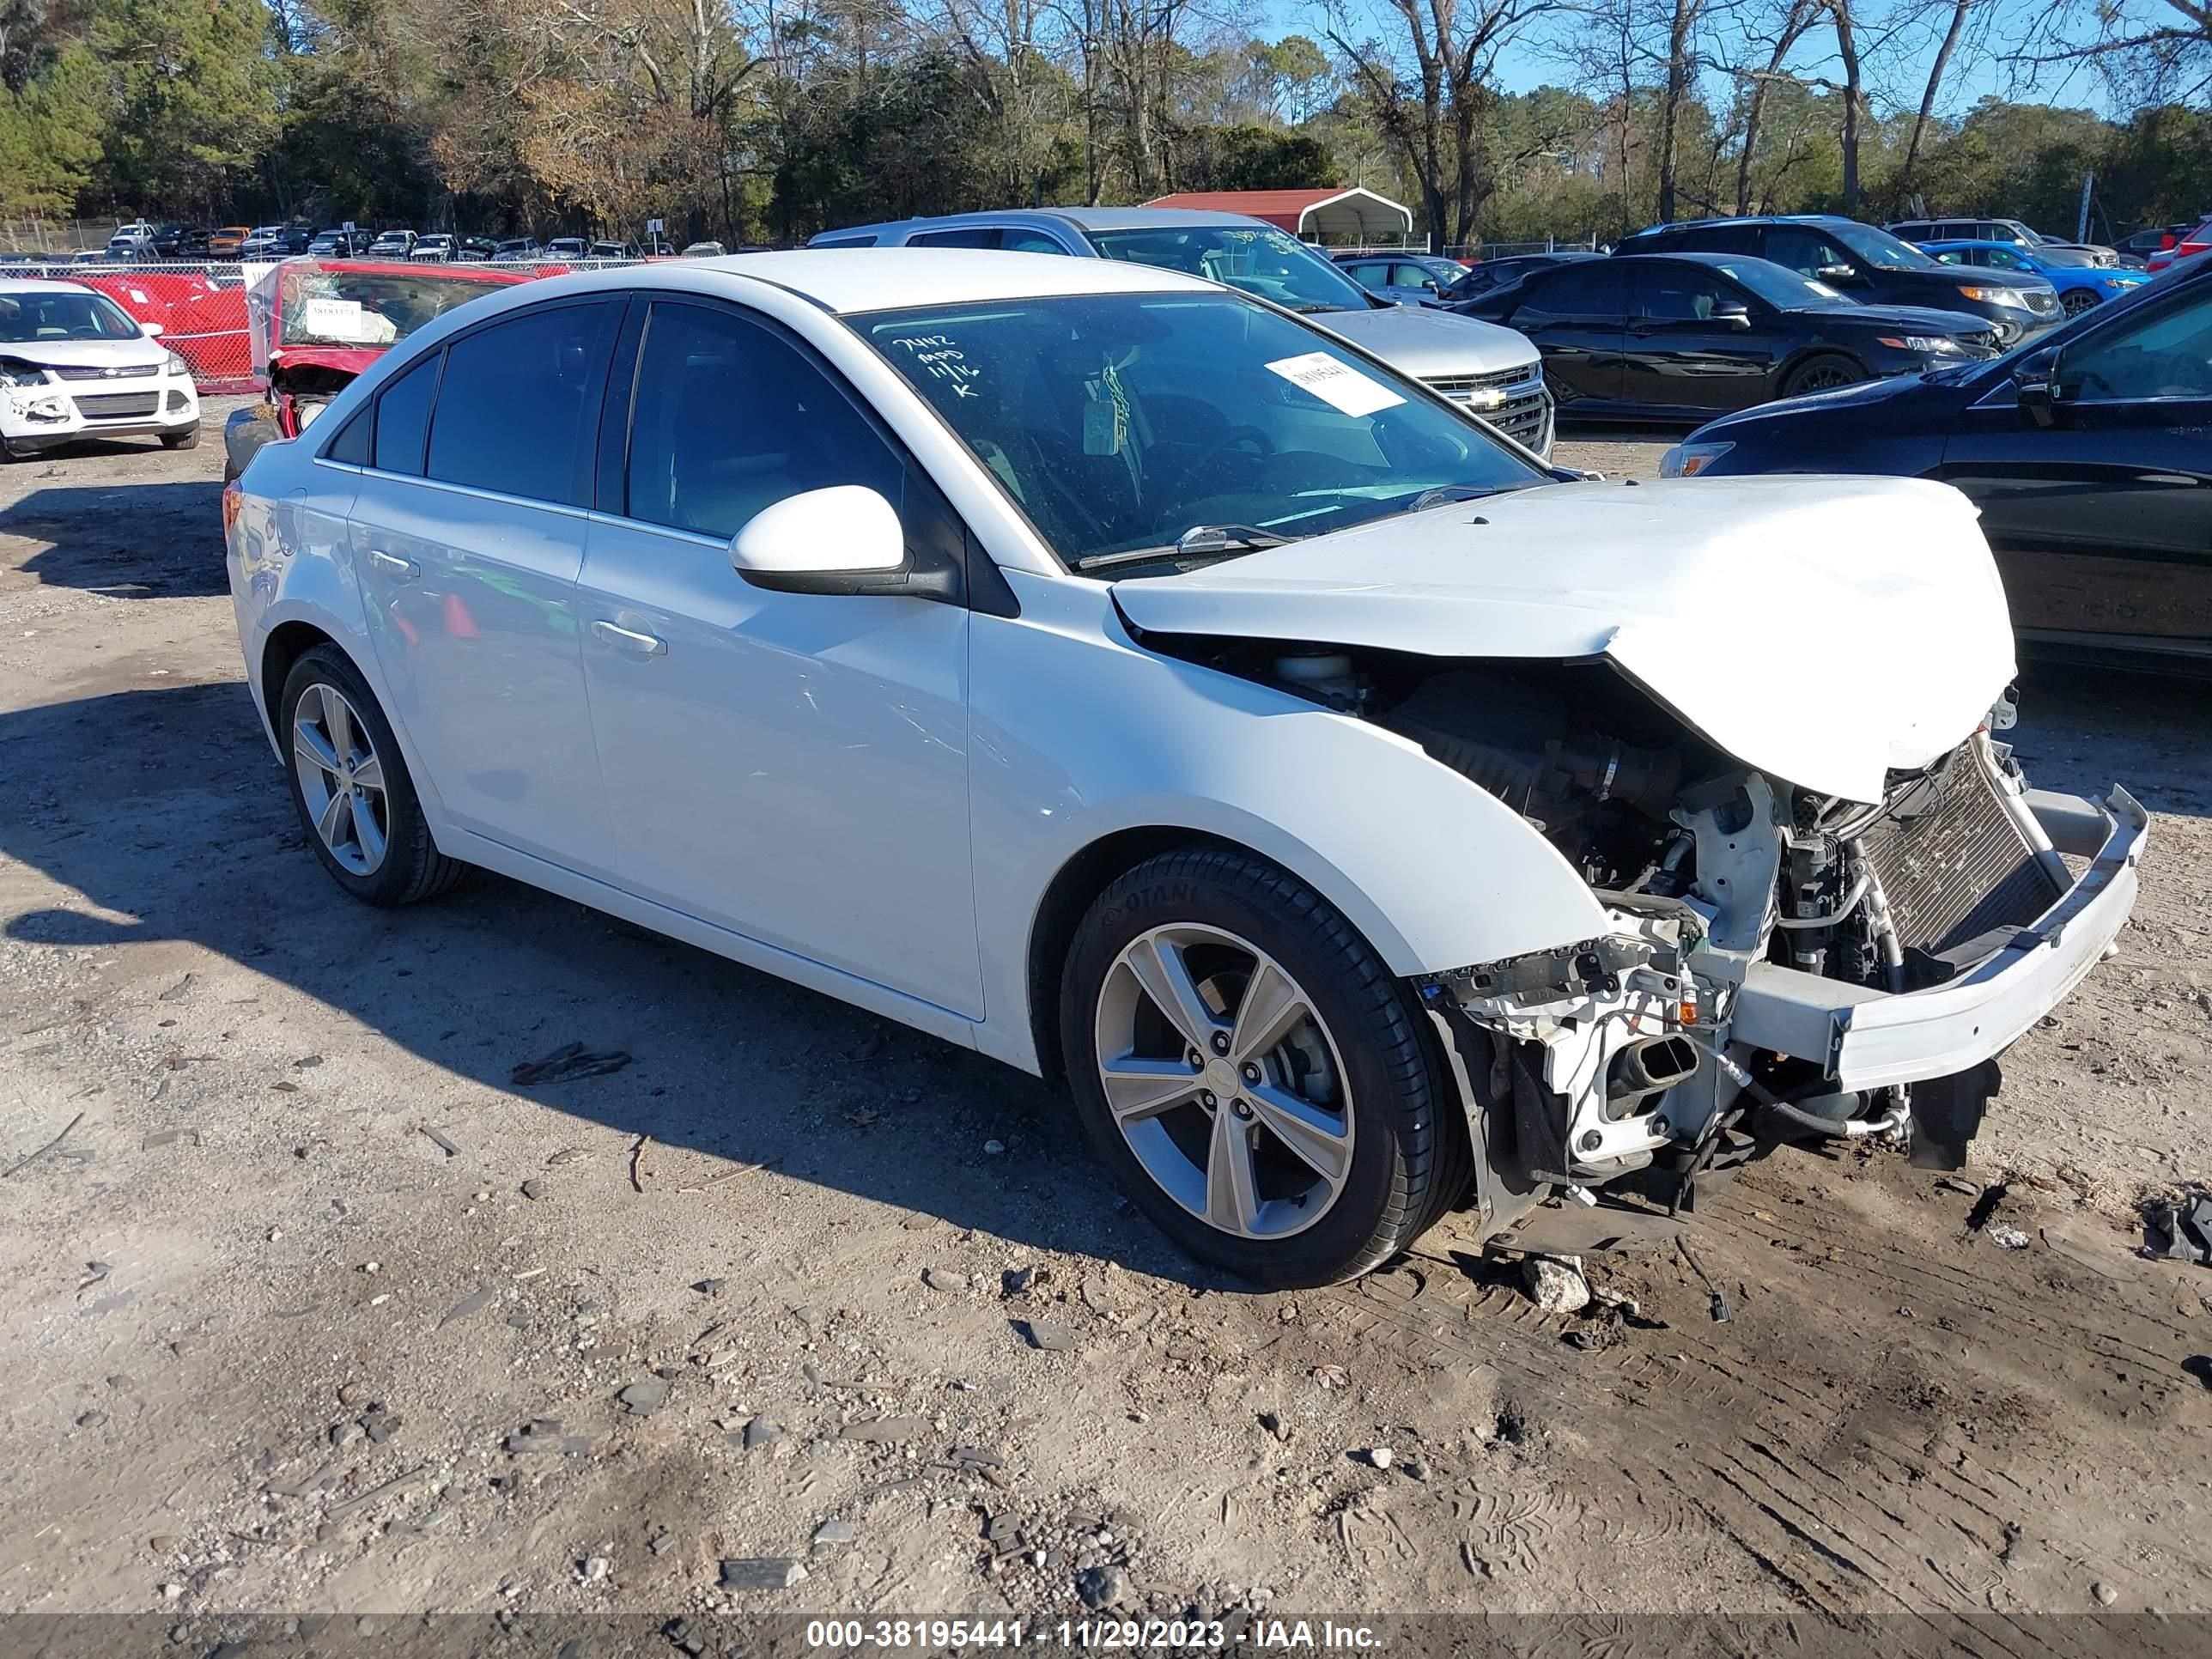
1518, 261, 1627, 319
424, 300, 617, 506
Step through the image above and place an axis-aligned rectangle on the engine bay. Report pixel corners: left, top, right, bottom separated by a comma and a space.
1140, 631, 2072, 1217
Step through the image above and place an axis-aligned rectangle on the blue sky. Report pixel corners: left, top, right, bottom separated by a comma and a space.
1252, 0, 2121, 120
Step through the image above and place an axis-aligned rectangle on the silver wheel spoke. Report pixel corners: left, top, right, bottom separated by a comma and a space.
1230, 959, 1309, 1065
1248, 1083, 1352, 1187
350, 791, 386, 865
293, 721, 339, 777
1125, 933, 1224, 1051
350, 752, 385, 793
1205, 1109, 1261, 1236
319, 684, 354, 763
1099, 1053, 1199, 1123
315, 786, 351, 850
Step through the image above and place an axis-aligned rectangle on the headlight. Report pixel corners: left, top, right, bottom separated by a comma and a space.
0, 360, 51, 388
2100, 276, 2136, 289
1955, 284, 2029, 308
163, 351, 191, 377
1659, 440, 1732, 478
1876, 335, 1962, 354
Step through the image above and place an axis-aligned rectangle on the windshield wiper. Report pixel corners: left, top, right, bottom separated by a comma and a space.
1073, 524, 1292, 572
1401, 483, 1522, 514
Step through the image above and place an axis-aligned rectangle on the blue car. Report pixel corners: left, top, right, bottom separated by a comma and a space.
1916, 240, 2149, 318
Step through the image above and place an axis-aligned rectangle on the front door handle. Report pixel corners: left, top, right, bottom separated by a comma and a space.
367, 548, 418, 581
591, 618, 668, 657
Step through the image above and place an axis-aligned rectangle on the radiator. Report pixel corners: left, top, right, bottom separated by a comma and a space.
1855, 744, 2064, 956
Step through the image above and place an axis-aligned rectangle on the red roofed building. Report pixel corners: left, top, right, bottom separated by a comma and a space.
1141, 187, 1414, 245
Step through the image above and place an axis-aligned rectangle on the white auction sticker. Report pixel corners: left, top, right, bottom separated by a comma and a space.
1264, 351, 1406, 417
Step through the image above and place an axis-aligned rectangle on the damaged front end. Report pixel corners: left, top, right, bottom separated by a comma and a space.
1153, 636, 2147, 1231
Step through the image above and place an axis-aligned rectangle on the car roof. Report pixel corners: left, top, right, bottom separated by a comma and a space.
550, 248, 1210, 313
1627, 214, 1857, 235
834, 206, 1276, 240
0, 277, 99, 295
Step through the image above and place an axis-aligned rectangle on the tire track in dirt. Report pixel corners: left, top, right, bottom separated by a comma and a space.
1279, 1161, 2212, 1625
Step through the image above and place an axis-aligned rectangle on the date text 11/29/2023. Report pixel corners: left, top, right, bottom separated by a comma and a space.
801, 1620, 1386, 1650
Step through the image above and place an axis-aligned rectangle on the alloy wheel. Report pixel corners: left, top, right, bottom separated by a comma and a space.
1091, 924, 1354, 1240
1795, 364, 1853, 392
292, 683, 390, 876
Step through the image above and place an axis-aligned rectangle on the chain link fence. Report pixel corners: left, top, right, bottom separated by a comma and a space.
1443, 237, 1603, 261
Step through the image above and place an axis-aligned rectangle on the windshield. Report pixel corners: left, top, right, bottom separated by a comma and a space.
863, 292, 1545, 573
1082, 224, 1375, 314
1828, 221, 1942, 271
1712, 258, 1846, 309
0, 289, 142, 343
276, 264, 507, 349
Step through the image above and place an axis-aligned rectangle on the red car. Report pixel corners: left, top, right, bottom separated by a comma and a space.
2147, 216, 2211, 275
225, 259, 526, 479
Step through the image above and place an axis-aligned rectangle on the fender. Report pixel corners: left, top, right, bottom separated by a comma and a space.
968, 573, 1610, 1071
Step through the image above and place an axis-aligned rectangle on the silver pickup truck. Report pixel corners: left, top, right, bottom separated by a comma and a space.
809, 207, 1555, 459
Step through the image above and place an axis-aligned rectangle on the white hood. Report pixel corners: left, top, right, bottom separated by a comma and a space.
1, 336, 165, 373
1111, 475, 2016, 804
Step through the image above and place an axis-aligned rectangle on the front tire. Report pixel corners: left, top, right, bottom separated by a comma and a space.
1782, 354, 1866, 398
161, 426, 201, 450
279, 645, 469, 907
1060, 848, 1468, 1287
2060, 289, 2099, 317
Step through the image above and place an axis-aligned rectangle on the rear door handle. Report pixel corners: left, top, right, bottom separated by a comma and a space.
367, 549, 418, 581
591, 618, 667, 657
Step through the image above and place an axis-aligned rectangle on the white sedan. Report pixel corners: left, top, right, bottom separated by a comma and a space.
2, 279, 201, 459
222, 251, 2143, 1285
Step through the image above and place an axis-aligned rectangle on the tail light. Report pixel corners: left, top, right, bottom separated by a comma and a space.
222, 479, 243, 536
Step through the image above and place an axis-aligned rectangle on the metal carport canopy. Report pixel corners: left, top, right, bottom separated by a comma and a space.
1140, 188, 1414, 243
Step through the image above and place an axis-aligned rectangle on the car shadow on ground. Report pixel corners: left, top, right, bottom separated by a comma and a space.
0, 681, 1227, 1287
3, 479, 228, 599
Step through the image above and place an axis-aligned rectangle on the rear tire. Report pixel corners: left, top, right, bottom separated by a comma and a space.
279, 644, 470, 908
1782, 354, 1866, 398
1060, 847, 1470, 1287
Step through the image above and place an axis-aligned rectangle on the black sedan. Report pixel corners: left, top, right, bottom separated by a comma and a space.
1614, 215, 2063, 345
1460, 252, 2000, 421
1664, 259, 2212, 669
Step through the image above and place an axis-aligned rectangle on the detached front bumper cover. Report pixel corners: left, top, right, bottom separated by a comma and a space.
1731, 784, 2146, 1091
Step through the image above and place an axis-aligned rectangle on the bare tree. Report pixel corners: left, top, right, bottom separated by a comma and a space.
1824, 0, 1864, 210
1326, 0, 1557, 252
1653, 0, 1707, 222
1895, 0, 1977, 204
1729, 0, 1818, 214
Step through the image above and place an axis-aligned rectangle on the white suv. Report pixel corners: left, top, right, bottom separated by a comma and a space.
1, 279, 200, 458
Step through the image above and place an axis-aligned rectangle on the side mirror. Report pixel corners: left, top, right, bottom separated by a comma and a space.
731, 484, 954, 600
1816, 263, 1861, 286
1712, 301, 1751, 331
2014, 356, 2059, 428
140, 321, 164, 337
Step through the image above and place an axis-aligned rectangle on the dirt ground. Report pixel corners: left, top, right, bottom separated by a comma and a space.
2, 404, 2209, 1637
